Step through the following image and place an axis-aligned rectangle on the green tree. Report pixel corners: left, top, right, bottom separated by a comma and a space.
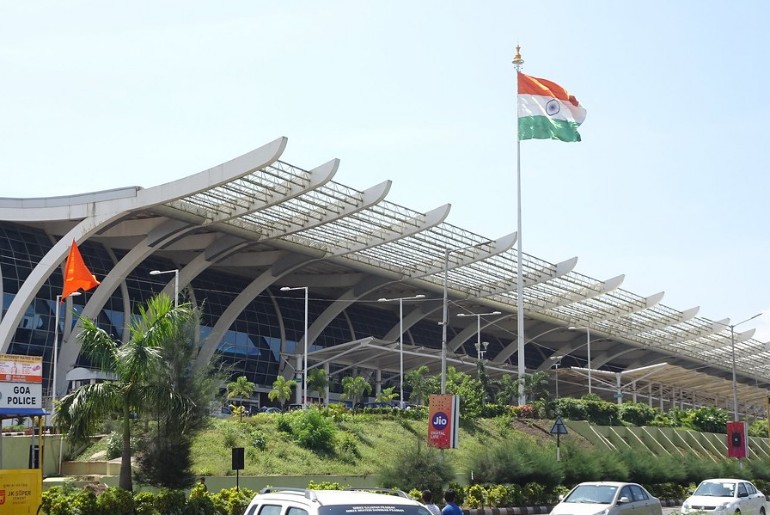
376, 386, 399, 405
135, 302, 222, 488
493, 374, 518, 405
56, 294, 197, 492
226, 376, 255, 420
522, 371, 550, 402
404, 365, 439, 406
307, 368, 329, 403
268, 376, 297, 409
340, 375, 372, 408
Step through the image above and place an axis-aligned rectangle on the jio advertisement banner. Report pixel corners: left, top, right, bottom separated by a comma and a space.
427, 394, 459, 449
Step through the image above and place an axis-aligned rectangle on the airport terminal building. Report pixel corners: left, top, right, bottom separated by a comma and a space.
1, 138, 768, 414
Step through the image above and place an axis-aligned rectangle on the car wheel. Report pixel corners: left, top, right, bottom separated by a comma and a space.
759, 508, 765, 515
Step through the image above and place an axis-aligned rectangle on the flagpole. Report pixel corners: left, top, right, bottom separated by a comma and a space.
512, 45, 526, 405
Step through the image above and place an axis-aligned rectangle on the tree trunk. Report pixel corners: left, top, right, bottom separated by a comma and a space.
119, 404, 133, 492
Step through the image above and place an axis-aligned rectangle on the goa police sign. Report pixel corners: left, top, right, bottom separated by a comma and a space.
0, 354, 42, 410
0, 383, 42, 409
427, 394, 459, 449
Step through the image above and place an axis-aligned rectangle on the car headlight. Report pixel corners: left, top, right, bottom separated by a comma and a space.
592, 509, 610, 515
682, 501, 691, 509
717, 502, 730, 510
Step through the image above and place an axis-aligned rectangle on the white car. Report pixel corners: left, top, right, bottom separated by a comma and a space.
681, 479, 766, 515
243, 488, 431, 515
549, 481, 662, 515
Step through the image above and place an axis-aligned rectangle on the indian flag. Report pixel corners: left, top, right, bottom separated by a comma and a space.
518, 72, 586, 142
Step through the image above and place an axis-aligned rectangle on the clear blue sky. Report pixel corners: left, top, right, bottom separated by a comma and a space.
2, 1, 768, 341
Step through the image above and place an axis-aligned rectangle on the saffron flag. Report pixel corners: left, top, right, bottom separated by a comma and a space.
61, 240, 100, 300
518, 72, 586, 142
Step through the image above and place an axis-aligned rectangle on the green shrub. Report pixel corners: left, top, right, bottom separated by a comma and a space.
336, 432, 361, 463
749, 419, 768, 438
619, 402, 656, 426
222, 424, 241, 448
250, 427, 267, 450
276, 414, 293, 433
486, 484, 509, 507
289, 408, 337, 452
107, 431, 122, 459
466, 435, 562, 487
307, 480, 347, 490
688, 406, 728, 433
464, 484, 486, 508
583, 399, 619, 425
96, 487, 135, 515
134, 491, 161, 515
377, 442, 454, 494
210, 486, 255, 515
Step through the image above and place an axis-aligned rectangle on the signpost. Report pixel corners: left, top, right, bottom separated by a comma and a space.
0, 354, 44, 514
549, 416, 569, 462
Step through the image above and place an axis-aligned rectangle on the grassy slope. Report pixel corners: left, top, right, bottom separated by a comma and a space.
190, 413, 518, 477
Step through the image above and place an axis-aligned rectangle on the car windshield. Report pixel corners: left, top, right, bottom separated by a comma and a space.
694, 482, 735, 497
563, 485, 618, 504
320, 505, 431, 515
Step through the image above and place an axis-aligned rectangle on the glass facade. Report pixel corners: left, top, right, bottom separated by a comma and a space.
0, 222, 503, 402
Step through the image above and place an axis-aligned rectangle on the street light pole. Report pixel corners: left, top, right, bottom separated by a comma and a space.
281, 286, 309, 405
549, 356, 563, 400
728, 313, 762, 421
378, 294, 425, 407
52, 291, 81, 415
149, 269, 179, 308
569, 326, 592, 394
457, 310, 501, 374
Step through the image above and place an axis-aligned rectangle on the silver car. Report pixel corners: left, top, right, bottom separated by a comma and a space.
681, 479, 766, 515
549, 481, 662, 515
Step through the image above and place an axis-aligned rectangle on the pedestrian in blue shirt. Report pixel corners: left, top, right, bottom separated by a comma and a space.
442, 489, 463, 515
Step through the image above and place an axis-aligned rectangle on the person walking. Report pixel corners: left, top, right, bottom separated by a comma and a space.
421, 490, 441, 515
442, 490, 463, 515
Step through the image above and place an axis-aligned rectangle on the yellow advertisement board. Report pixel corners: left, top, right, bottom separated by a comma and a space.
0, 469, 42, 515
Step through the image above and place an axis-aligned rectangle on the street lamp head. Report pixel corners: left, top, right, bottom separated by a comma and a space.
280, 286, 291, 291
149, 270, 162, 276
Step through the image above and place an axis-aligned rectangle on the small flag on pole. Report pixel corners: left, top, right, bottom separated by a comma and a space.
518, 72, 586, 142
61, 240, 100, 300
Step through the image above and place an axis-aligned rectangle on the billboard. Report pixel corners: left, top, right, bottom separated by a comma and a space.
0, 355, 42, 384
0, 355, 43, 414
0, 469, 42, 515
427, 394, 459, 449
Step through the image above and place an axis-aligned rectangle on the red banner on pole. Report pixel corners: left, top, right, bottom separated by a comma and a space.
727, 421, 747, 458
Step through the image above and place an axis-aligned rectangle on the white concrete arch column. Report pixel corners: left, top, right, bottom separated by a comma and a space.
192, 252, 315, 371
448, 315, 511, 353
155, 235, 259, 303
57, 219, 193, 394
304, 275, 394, 350
381, 305, 437, 344
0, 211, 125, 354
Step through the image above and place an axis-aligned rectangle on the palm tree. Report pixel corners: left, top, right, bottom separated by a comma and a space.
268, 376, 296, 410
375, 386, 399, 405
307, 368, 329, 403
55, 294, 196, 492
226, 375, 255, 420
340, 375, 372, 409
404, 365, 439, 406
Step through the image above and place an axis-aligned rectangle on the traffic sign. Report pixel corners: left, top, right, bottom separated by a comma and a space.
550, 416, 568, 435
